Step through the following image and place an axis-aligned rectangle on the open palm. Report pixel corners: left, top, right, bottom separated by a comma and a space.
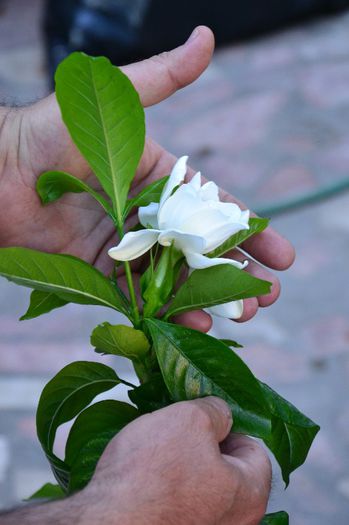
0, 27, 294, 329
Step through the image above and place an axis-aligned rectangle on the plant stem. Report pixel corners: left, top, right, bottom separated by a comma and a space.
115, 219, 141, 327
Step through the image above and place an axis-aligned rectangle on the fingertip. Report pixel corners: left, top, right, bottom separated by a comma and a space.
195, 396, 233, 441
186, 25, 215, 53
235, 298, 258, 323
258, 277, 281, 307
173, 310, 213, 332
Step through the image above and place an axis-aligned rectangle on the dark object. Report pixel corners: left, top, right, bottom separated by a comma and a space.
43, 0, 349, 81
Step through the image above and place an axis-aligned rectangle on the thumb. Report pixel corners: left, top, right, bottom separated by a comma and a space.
121, 26, 215, 107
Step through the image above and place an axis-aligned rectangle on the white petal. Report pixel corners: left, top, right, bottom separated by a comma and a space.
138, 202, 159, 228
108, 229, 160, 261
158, 183, 203, 230
203, 221, 250, 253
205, 300, 243, 319
158, 229, 205, 253
184, 252, 248, 270
199, 181, 219, 202
189, 172, 202, 191
159, 156, 188, 209
180, 208, 235, 240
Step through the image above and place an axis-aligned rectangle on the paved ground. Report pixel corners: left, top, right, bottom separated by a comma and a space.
1, 1, 349, 523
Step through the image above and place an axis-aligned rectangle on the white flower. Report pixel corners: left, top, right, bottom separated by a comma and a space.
108, 156, 250, 319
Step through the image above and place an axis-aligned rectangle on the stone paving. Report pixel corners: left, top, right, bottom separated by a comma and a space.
1, 0, 349, 523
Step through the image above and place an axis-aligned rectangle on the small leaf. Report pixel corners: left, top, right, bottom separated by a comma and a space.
0, 247, 129, 316
37, 361, 121, 454
65, 400, 138, 492
91, 322, 150, 359
207, 217, 270, 258
128, 373, 173, 413
20, 290, 68, 321
260, 511, 289, 524
124, 175, 169, 218
166, 264, 271, 318
37, 171, 113, 217
220, 339, 243, 349
55, 52, 145, 223
260, 382, 320, 486
26, 483, 65, 501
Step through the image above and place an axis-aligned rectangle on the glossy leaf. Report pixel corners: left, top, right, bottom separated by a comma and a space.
260, 511, 289, 524
20, 290, 68, 321
124, 175, 169, 218
166, 264, 271, 318
55, 52, 145, 222
91, 322, 150, 359
37, 361, 121, 453
146, 320, 319, 484
260, 382, 320, 486
0, 247, 129, 316
207, 217, 269, 258
220, 339, 243, 349
66, 400, 138, 492
27, 483, 65, 501
128, 373, 173, 413
146, 319, 270, 438
37, 170, 113, 217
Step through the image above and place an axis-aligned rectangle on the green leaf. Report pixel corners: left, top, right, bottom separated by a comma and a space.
166, 264, 271, 318
37, 361, 121, 454
91, 322, 150, 359
220, 339, 243, 349
260, 382, 320, 486
128, 373, 173, 413
55, 52, 145, 223
65, 400, 138, 492
0, 247, 129, 316
124, 175, 169, 218
146, 320, 319, 485
146, 319, 270, 438
207, 217, 270, 258
260, 511, 289, 524
20, 290, 68, 321
26, 483, 65, 501
143, 246, 184, 318
37, 170, 113, 217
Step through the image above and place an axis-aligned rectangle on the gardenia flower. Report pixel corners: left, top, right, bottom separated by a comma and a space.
108, 156, 250, 319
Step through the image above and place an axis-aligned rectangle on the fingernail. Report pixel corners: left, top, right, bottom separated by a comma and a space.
187, 27, 200, 44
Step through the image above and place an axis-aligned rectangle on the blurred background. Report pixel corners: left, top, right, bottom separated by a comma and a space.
1, 1, 349, 523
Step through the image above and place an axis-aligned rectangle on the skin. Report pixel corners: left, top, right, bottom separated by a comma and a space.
0, 26, 290, 522
0, 398, 271, 525
0, 25, 295, 332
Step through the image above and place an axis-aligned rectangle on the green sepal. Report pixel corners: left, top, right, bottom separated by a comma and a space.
142, 245, 184, 318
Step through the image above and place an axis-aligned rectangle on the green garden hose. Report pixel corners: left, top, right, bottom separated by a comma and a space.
255, 178, 349, 217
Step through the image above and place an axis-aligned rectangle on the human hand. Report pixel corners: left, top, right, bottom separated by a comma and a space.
0, 26, 294, 329
79, 397, 271, 525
